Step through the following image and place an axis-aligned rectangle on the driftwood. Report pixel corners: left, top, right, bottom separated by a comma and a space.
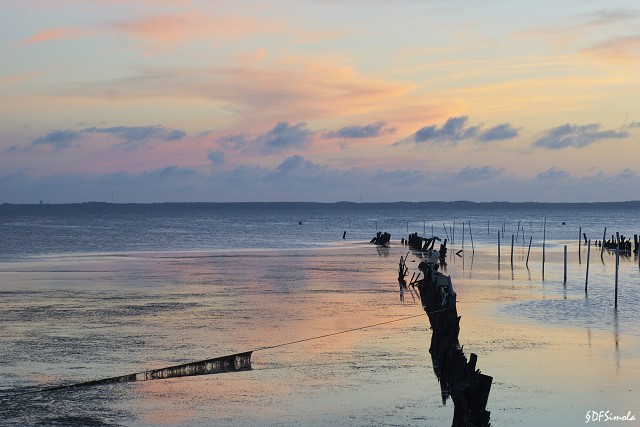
370, 231, 391, 246
402, 249, 492, 426
407, 232, 441, 252
601, 234, 634, 254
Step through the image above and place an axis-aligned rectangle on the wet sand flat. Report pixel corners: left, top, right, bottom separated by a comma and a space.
1, 243, 639, 426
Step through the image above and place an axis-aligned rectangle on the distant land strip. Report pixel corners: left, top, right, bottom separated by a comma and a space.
2, 200, 640, 210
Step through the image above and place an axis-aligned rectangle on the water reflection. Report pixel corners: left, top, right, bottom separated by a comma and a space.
614, 309, 620, 371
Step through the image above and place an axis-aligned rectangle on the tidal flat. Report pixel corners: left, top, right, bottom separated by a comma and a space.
1, 242, 639, 426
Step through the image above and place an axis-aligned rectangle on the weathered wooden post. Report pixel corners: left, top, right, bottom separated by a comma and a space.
469, 221, 475, 254
516, 220, 520, 242
563, 245, 567, 283
579, 226, 582, 264
585, 239, 591, 292
423, 220, 426, 235
601, 227, 607, 259
487, 220, 489, 235
526, 236, 532, 267
615, 243, 619, 308
542, 217, 547, 279
453, 221, 456, 246
462, 221, 465, 251
443, 223, 449, 239
498, 231, 501, 267
511, 234, 514, 267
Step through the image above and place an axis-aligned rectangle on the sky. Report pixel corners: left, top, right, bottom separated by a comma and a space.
1, 0, 639, 203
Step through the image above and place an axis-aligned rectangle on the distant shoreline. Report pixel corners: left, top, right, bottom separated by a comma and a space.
2, 200, 640, 208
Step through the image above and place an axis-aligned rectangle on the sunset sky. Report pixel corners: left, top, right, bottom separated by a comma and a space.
1, 0, 639, 202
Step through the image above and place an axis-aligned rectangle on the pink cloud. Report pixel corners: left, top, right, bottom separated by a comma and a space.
17, 12, 288, 52
0, 71, 43, 85
19, 27, 87, 45
111, 13, 286, 45
582, 35, 640, 62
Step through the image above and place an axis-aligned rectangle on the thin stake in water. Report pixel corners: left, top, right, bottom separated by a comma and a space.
511, 234, 514, 267
563, 245, 568, 283
585, 239, 591, 292
579, 226, 582, 264
615, 243, 619, 308
462, 221, 465, 251
542, 217, 547, 280
498, 231, 501, 268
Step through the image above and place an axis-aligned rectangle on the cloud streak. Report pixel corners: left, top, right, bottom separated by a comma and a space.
18, 27, 88, 45
395, 116, 519, 147
218, 122, 314, 155
31, 129, 82, 150
8, 126, 187, 153
324, 122, 395, 139
533, 123, 628, 149
85, 126, 186, 150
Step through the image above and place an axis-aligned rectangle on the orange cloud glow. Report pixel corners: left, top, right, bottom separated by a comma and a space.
582, 35, 640, 63
19, 27, 87, 45
112, 13, 286, 45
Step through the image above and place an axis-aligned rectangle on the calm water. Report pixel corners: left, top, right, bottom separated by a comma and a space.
2, 201, 640, 259
1, 202, 639, 426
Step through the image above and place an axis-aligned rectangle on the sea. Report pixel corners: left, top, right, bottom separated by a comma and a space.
1, 202, 639, 426
2, 201, 640, 258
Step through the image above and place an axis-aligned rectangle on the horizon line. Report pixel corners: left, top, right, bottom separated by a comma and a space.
3, 200, 640, 206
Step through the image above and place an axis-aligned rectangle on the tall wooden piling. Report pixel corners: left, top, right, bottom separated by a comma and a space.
443, 223, 449, 239
487, 220, 489, 235
469, 221, 475, 254
601, 227, 607, 258
511, 234, 514, 267
542, 217, 547, 279
453, 221, 456, 246
579, 226, 582, 264
462, 221, 465, 251
563, 245, 567, 283
615, 243, 619, 308
526, 236, 532, 267
516, 221, 520, 242
585, 239, 591, 292
498, 231, 501, 267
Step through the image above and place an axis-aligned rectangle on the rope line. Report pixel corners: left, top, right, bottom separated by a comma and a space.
256, 308, 451, 352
